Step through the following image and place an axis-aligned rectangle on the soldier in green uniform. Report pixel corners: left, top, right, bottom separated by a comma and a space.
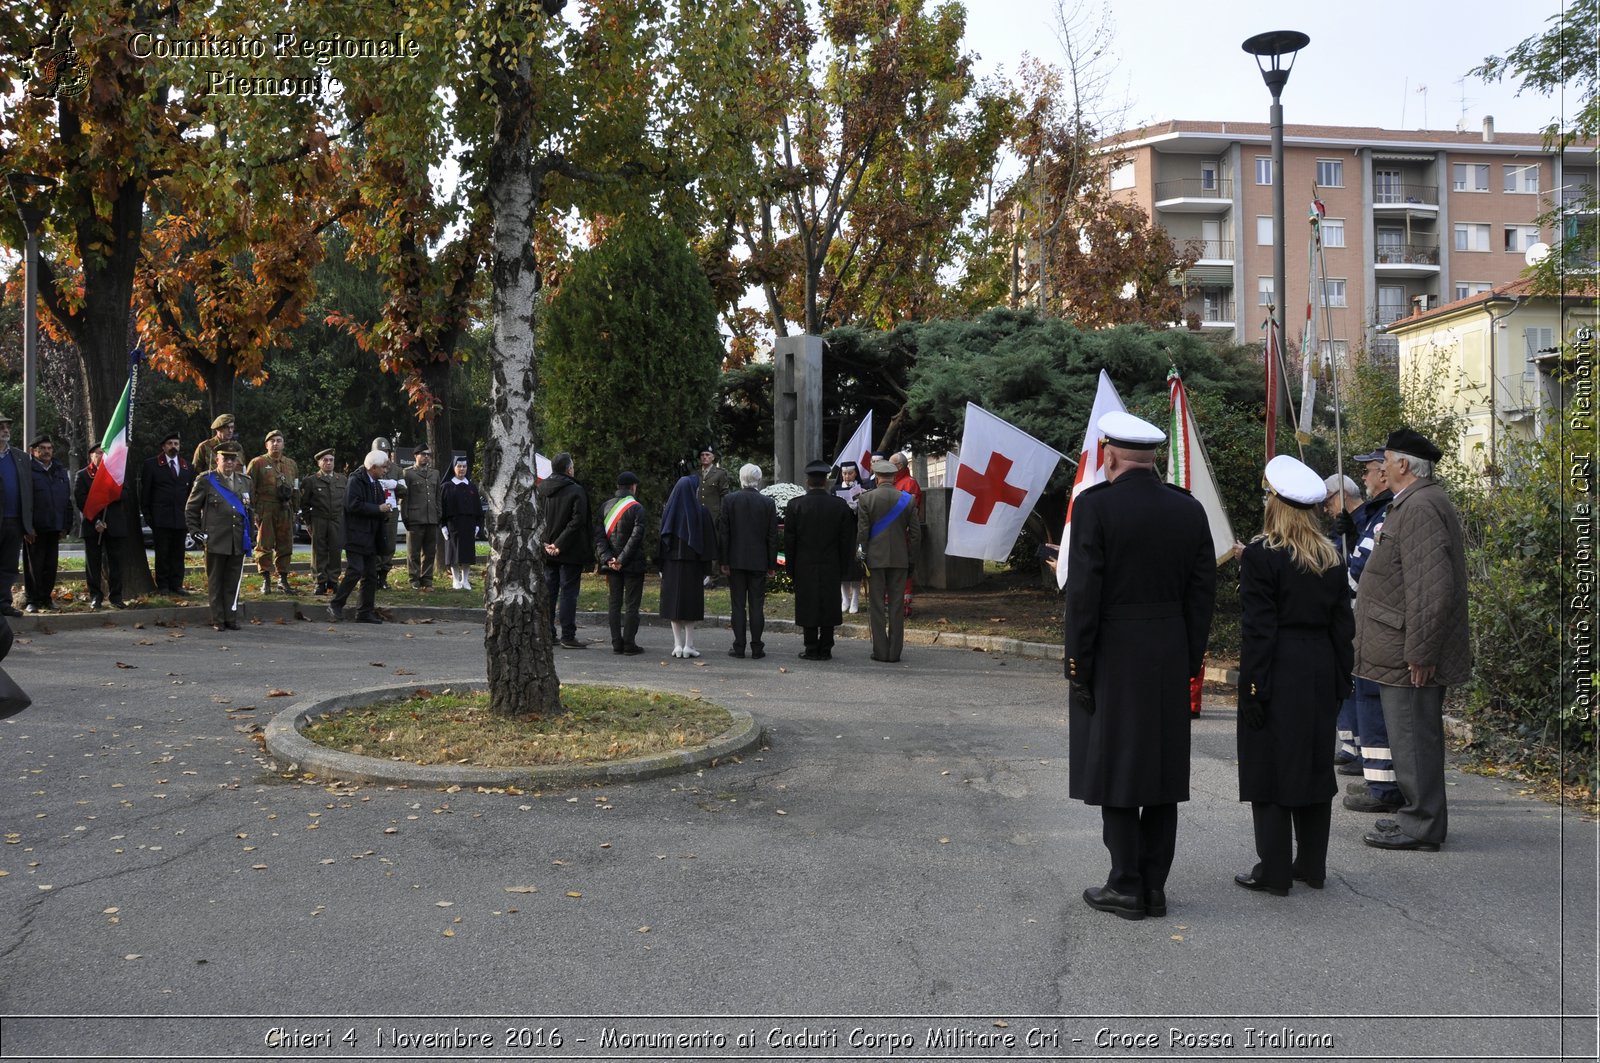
302, 448, 346, 594
192, 414, 236, 475
185, 444, 252, 631
401, 444, 441, 589
247, 430, 300, 594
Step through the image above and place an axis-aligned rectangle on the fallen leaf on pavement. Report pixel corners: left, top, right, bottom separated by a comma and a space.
503, 886, 538, 894
267, 689, 293, 697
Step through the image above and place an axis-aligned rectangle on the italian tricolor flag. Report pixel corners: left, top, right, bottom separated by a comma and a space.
83, 378, 131, 521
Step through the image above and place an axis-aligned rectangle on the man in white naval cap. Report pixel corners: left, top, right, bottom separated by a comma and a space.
1064, 410, 1216, 921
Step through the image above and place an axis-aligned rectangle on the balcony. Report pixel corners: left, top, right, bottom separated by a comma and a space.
1190, 239, 1234, 262
1368, 335, 1399, 363
1177, 297, 1236, 330
1374, 239, 1441, 277
1372, 183, 1440, 213
1155, 178, 1234, 213
1375, 305, 1408, 327
1557, 186, 1597, 213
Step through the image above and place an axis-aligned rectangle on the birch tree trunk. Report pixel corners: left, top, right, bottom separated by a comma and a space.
482, 54, 560, 718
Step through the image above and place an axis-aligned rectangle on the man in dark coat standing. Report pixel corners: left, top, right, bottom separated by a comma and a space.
140, 431, 195, 595
786, 460, 855, 660
0, 414, 35, 616
327, 448, 394, 624
594, 471, 648, 655
73, 445, 128, 609
24, 434, 72, 613
718, 463, 778, 658
1064, 412, 1216, 921
536, 452, 591, 648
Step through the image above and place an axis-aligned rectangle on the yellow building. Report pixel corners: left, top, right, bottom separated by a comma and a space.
1381, 279, 1598, 471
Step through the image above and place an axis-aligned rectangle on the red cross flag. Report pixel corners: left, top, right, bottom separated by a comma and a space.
946, 403, 1065, 561
1057, 370, 1127, 588
832, 411, 873, 475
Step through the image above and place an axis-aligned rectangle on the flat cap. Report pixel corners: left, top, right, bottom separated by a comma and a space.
617, 471, 640, 486
1264, 454, 1327, 507
1098, 411, 1165, 449
0, 412, 13, 425
1383, 427, 1443, 464
1352, 448, 1386, 463
29, 433, 52, 448
211, 414, 235, 430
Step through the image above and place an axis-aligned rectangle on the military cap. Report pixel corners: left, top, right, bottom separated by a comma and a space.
1098, 411, 1165, 450
1352, 447, 1386, 463
1264, 454, 1326, 508
698, 443, 718, 456
211, 414, 235, 430
161, 430, 181, 444
617, 471, 640, 486
29, 433, 52, 448
371, 436, 391, 452
870, 458, 897, 476
804, 460, 833, 477
413, 443, 429, 455
1382, 427, 1443, 464
314, 448, 336, 462
264, 429, 284, 444
215, 443, 244, 457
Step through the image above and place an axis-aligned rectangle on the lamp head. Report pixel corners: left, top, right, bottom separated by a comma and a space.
1242, 30, 1309, 99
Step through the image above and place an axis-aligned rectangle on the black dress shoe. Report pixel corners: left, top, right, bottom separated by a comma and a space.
1336, 760, 1363, 776
0, 604, 21, 617
622, 644, 645, 656
1343, 790, 1402, 813
1233, 873, 1289, 896
326, 605, 346, 622
613, 643, 625, 654
89, 598, 103, 610
1363, 828, 1439, 851
559, 637, 586, 649
751, 647, 765, 659
224, 620, 241, 630
728, 647, 745, 658
1292, 872, 1326, 889
210, 622, 226, 631
277, 577, 293, 594
798, 651, 823, 660
1144, 889, 1167, 917
1082, 885, 1145, 920
171, 588, 191, 597
354, 615, 383, 624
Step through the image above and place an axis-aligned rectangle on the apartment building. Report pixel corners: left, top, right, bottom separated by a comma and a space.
1106, 119, 1597, 358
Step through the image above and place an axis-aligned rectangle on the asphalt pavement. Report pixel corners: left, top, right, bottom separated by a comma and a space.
0, 612, 1593, 1062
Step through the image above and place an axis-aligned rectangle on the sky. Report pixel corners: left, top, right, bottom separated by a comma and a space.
962, 0, 1575, 137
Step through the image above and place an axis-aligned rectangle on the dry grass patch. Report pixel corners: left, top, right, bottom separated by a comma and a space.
304, 685, 732, 768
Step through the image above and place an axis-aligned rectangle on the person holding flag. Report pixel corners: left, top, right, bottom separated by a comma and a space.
73, 445, 128, 609
1065, 412, 1216, 921
594, 471, 648, 655
185, 444, 254, 631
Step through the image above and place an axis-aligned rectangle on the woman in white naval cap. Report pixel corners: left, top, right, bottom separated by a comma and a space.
1234, 454, 1354, 896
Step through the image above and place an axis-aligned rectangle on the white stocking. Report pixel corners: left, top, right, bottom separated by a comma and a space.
682, 622, 700, 657
671, 621, 686, 657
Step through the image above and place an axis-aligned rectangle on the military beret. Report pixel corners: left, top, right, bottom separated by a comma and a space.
1264, 454, 1326, 508
264, 429, 284, 444
413, 444, 429, 455
1098, 411, 1165, 449
314, 448, 335, 461
617, 471, 640, 486
211, 414, 235, 430
1382, 427, 1443, 464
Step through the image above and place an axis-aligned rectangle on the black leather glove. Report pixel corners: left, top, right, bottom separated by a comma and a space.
1240, 696, 1266, 730
1069, 680, 1096, 716
1334, 510, 1356, 537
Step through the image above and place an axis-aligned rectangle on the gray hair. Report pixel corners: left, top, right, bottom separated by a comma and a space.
738, 463, 762, 488
1323, 473, 1360, 499
363, 449, 391, 469
1391, 451, 1434, 480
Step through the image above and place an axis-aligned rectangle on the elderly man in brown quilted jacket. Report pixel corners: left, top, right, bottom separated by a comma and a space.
1352, 427, 1471, 853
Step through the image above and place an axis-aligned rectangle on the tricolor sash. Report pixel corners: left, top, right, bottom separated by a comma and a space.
870, 490, 913, 539
208, 473, 254, 554
604, 495, 641, 537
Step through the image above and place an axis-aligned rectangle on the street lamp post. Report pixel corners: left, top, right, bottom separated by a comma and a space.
1242, 30, 1309, 431
6, 173, 56, 448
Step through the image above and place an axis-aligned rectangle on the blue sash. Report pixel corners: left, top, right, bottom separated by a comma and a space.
870, 490, 913, 539
208, 474, 254, 554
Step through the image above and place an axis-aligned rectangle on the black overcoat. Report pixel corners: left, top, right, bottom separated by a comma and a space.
784, 488, 854, 627
140, 453, 196, 531
342, 469, 389, 556
717, 487, 778, 571
1063, 468, 1216, 807
1236, 541, 1355, 804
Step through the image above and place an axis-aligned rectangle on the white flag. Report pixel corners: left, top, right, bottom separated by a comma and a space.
1167, 369, 1235, 564
535, 452, 552, 482
946, 403, 1064, 561
832, 411, 874, 474
1057, 370, 1127, 588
